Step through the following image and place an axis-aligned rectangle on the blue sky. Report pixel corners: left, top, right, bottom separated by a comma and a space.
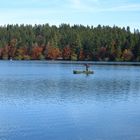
0, 0, 140, 31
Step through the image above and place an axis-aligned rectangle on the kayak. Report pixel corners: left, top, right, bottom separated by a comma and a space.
73, 70, 94, 74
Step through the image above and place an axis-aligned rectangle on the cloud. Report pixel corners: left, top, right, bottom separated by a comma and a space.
106, 4, 140, 12
69, 0, 99, 10
2, 0, 140, 13
72, 0, 81, 7
70, 2, 140, 13
0, 0, 140, 31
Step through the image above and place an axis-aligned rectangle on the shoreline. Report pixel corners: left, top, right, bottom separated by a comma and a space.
46, 61, 140, 66
0, 60, 140, 66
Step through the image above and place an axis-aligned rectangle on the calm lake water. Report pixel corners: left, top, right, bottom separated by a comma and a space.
0, 61, 140, 140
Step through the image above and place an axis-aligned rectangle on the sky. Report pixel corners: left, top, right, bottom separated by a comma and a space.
0, 0, 140, 31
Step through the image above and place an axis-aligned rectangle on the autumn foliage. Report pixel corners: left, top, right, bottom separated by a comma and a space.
46, 46, 61, 60
32, 46, 43, 60
0, 24, 140, 61
62, 46, 71, 60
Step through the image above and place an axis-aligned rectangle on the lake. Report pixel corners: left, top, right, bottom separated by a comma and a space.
0, 61, 140, 140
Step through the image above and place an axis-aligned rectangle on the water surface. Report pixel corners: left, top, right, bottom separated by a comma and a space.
0, 61, 140, 140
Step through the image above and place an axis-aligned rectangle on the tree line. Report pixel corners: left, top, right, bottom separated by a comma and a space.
0, 24, 140, 61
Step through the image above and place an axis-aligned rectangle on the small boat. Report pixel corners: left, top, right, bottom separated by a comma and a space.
73, 63, 94, 75
73, 70, 94, 74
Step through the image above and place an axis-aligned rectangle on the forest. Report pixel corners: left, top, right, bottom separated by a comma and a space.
0, 24, 140, 61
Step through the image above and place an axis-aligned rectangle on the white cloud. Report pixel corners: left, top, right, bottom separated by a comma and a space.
70, 2, 140, 12
72, 0, 81, 7
106, 4, 140, 12
69, 0, 99, 10
0, 0, 140, 30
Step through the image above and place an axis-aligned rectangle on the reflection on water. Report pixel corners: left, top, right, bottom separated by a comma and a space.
0, 61, 140, 140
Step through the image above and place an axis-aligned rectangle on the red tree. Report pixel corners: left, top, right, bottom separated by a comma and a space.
62, 45, 71, 60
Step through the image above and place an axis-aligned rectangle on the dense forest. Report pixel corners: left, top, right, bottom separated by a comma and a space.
0, 24, 140, 61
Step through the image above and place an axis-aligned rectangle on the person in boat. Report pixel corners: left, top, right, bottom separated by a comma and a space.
84, 64, 90, 71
